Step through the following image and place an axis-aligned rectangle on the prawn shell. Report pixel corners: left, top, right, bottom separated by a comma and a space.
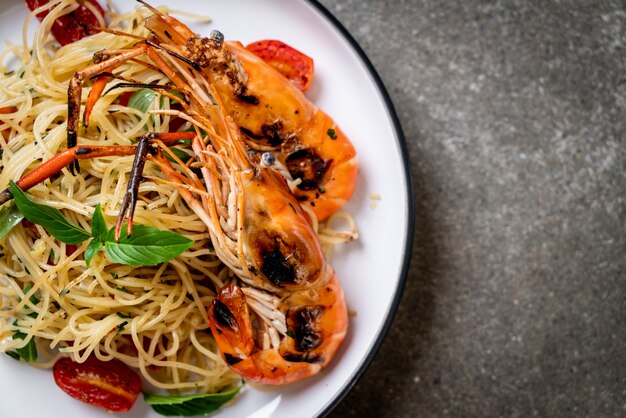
221, 43, 358, 220
278, 270, 348, 366
242, 168, 327, 292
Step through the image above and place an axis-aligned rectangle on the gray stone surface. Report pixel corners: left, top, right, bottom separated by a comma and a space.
317, 1, 625, 417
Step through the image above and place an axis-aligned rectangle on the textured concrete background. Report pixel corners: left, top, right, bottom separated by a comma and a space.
316, 1, 625, 417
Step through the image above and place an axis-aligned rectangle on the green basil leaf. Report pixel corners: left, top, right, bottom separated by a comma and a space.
13, 331, 37, 362
104, 224, 193, 266
165, 147, 192, 163
128, 89, 186, 128
144, 385, 241, 417
9, 181, 91, 244
182, 125, 207, 137
91, 204, 106, 241
85, 239, 103, 266
0, 202, 24, 240
128, 88, 157, 114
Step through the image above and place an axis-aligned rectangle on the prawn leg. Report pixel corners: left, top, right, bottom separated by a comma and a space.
67, 44, 150, 174
114, 131, 196, 239
82, 73, 111, 128
0, 131, 195, 224
0, 145, 139, 205
68, 40, 205, 175
84, 69, 183, 129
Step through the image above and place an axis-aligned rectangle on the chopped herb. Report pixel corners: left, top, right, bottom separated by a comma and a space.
5, 351, 20, 360
111, 272, 119, 279
18, 70, 25, 78
116, 312, 131, 319
4, 70, 14, 76
318, 185, 326, 194
327, 128, 337, 140
49, 249, 56, 262
115, 286, 131, 294
116, 320, 128, 334
59, 287, 69, 297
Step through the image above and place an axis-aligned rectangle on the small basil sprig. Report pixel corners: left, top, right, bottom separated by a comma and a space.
3, 185, 193, 267
144, 385, 242, 417
87, 205, 193, 267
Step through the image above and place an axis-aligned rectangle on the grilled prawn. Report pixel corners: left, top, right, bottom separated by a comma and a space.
0, 1, 351, 385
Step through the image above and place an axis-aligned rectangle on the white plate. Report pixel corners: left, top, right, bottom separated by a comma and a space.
0, 1, 412, 417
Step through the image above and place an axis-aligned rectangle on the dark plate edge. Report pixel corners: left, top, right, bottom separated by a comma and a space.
303, 1, 416, 417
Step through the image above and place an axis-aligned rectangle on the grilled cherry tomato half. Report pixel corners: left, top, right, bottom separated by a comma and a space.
53, 355, 142, 412
246, 39, 315, 92
25, 0, 106, 46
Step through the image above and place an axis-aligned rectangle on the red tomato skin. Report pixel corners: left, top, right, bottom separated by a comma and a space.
118, 91, 133, 107
25, 0, 106, 46
65, 244, 78, 256
53, 356, 142, 412
246, 40, 315, 92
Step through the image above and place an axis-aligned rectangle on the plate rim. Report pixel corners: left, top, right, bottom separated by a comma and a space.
0, 1, 415, 416
304, 1, 415, 417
